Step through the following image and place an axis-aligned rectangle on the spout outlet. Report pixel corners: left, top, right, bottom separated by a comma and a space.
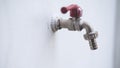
81, 22, 98, 50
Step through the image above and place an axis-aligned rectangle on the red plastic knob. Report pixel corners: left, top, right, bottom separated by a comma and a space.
61, 4, 82, 18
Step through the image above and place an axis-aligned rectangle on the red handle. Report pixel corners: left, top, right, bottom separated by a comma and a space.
61, 4, 82, 18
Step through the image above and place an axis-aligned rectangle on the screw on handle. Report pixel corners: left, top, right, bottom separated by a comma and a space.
61, 4, 82, 18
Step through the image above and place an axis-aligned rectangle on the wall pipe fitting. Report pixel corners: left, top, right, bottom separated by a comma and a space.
51, 4, 98, 50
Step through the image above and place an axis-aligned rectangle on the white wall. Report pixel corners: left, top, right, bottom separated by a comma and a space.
0, 0, 116, 68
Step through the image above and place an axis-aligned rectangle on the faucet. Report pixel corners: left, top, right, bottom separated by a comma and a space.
51, 4, 98, 50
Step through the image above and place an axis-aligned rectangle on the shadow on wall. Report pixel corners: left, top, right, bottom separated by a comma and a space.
114, 0, 120, 68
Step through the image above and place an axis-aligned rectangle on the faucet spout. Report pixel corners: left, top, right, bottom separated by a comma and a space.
80, 22, 98, 50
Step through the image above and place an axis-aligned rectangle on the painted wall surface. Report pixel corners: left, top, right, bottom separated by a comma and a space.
0, 0, 116, 68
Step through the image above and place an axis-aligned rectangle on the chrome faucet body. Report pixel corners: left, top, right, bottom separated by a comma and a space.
51, 17, 98, 50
